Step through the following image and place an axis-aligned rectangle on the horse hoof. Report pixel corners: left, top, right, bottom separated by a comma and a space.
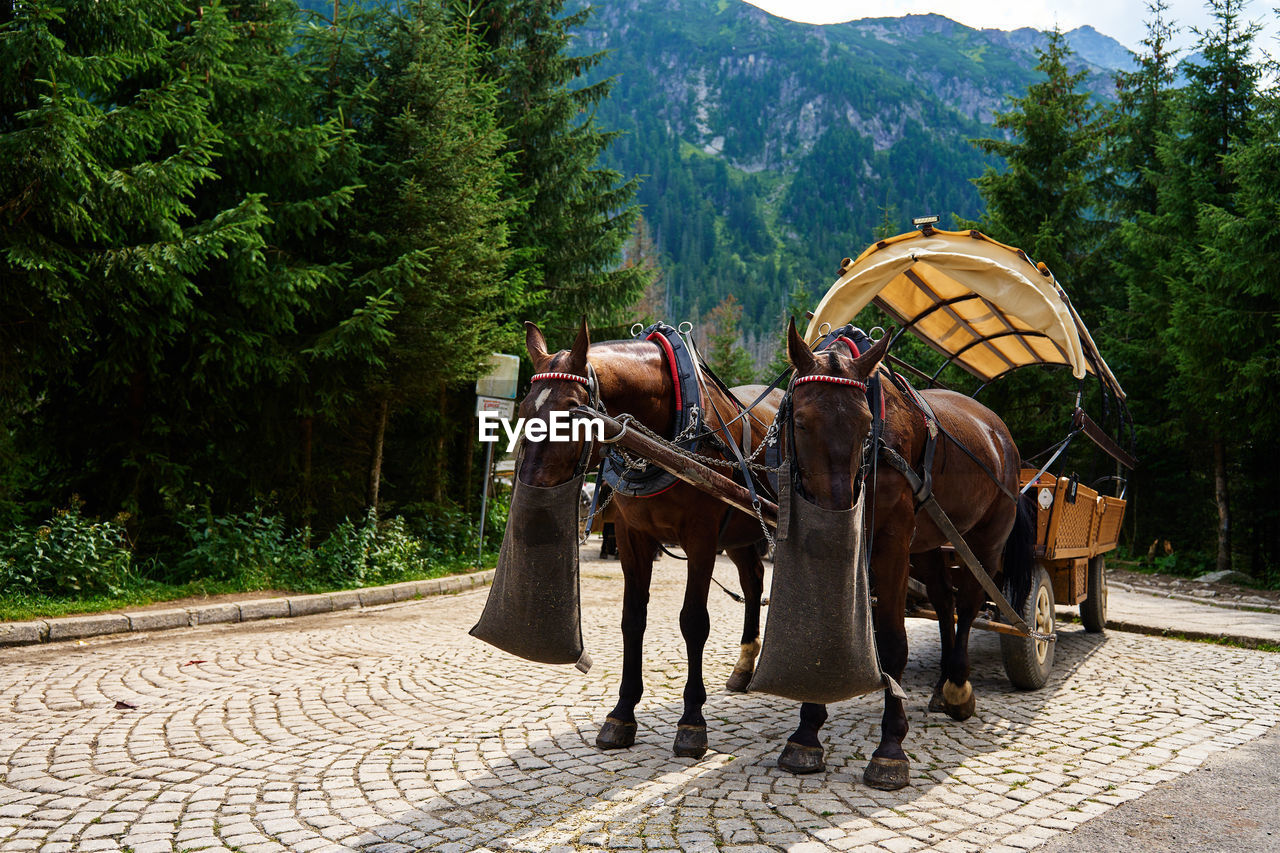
725, 670, 752, 693
928, 687, 946, 713
673, 725, 708, 758
777, 741, 825, 774
863, 756, 910, 790
596, 717, 637, 750
945, 691, 976, 722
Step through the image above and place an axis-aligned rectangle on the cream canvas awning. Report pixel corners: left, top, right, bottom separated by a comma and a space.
805, 228, 1102, 385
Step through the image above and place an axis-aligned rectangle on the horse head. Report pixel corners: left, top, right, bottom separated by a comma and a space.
516, 318, 597, 487
785, 317, 890, 510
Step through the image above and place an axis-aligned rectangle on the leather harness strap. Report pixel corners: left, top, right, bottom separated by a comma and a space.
791, 330, 1047, 641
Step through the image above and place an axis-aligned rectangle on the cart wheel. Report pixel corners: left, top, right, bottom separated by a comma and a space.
1080, 555, 1107, 633
1001, 565, 1055, 690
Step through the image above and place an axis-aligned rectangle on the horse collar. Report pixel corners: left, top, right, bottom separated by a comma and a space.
601, 322, 704, 498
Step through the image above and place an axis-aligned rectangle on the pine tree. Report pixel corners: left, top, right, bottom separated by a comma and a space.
1108, 0, 1265, 573
971, 28, 1109, 313
470, 0, 647, 345
1, 1, 270, 518
1189, 76, 1280, 579
967, 29, 1110, 458
335, 0, 516, 511
703, 295, 756, 387
1105, 0, 1179, 222
1099, 3, 1187, 564
1, 0, 374, 531
1159, 0, 1263, 573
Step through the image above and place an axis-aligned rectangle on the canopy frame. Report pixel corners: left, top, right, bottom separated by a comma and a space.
804, 227, 1126, 403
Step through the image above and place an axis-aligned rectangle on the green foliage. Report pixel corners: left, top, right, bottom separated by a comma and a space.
704, 295, 757, 386
1106, 0, 1272, 574
176, 506, 309, 586
971, 28, 1110, 315
470, 0, 648, 344
0, 501, 135, 596
1, 0, 641, 550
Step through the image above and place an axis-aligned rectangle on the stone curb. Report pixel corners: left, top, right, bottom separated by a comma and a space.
1056, 609, 1278, 650
1109, 580, 1280, 615
0, 569, 495, 648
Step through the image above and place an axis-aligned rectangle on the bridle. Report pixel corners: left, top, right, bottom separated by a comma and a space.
526, 364, 603, 480
782, 336, 880, 503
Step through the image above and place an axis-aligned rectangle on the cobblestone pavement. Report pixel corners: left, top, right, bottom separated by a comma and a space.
1, 552, 1278, 853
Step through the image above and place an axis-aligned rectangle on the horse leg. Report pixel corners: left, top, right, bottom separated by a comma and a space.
778, 702, 829, 774
916, 550, 957, 714
672, 536, 717, 758
724, 543, 765, 692
864, 527, 913, 791
940, 564, 993, 722
596, 522, 657, 750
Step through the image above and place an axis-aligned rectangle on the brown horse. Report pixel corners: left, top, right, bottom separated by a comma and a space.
519, 319, 781, 759
783, 319, 1035, 790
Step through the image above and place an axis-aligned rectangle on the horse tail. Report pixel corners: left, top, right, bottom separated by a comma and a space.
1002, 490, 1038, 608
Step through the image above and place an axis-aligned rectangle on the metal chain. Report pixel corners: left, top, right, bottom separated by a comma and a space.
617, 412, 784, 475
601, 413, 780, 549
578, 446, 648, 545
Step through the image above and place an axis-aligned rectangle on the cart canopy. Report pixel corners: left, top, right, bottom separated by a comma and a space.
805, 228, 1123, 397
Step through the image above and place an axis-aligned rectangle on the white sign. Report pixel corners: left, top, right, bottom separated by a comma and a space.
476, 395, 515, 420
476, 353, 520, 399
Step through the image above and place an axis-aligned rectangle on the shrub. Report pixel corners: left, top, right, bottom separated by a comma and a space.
0, 499, 134, 595
175, 507, 309, 586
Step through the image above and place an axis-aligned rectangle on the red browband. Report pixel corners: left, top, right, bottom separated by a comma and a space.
794, 375, 868, 391
530, 371, 590, 385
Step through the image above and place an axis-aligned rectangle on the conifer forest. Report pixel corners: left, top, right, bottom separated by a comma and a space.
1, 0, 1278, 610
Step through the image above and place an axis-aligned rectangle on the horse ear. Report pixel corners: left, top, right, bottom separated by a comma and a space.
786, 317, 816, 375
853, 328, 893, 378
568, 316, 590, 373
525, 321, 551, 369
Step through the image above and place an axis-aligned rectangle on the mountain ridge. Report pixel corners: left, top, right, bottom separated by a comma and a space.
577, 1, 1130, 348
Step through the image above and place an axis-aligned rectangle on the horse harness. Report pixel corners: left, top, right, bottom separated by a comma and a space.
558, 323, 783, 552
786, 325, 1050, 642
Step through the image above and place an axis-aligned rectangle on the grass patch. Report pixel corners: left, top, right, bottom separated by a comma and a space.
2, 499, 504, 622
0, 558, 488, 622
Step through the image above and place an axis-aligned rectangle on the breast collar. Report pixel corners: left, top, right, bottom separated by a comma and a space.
600, 322, 705, 498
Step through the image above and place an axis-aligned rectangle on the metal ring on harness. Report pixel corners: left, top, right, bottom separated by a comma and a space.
599, 419, 630, 445
630, 323, 644, 337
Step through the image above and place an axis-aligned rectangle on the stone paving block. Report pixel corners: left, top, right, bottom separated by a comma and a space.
0, 553, 1277, 853
46, 613, 129, 641
127, 609, 192, 633
288, 595, 332, 617
237, 599, 288, 621
0, 621, 48, 646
